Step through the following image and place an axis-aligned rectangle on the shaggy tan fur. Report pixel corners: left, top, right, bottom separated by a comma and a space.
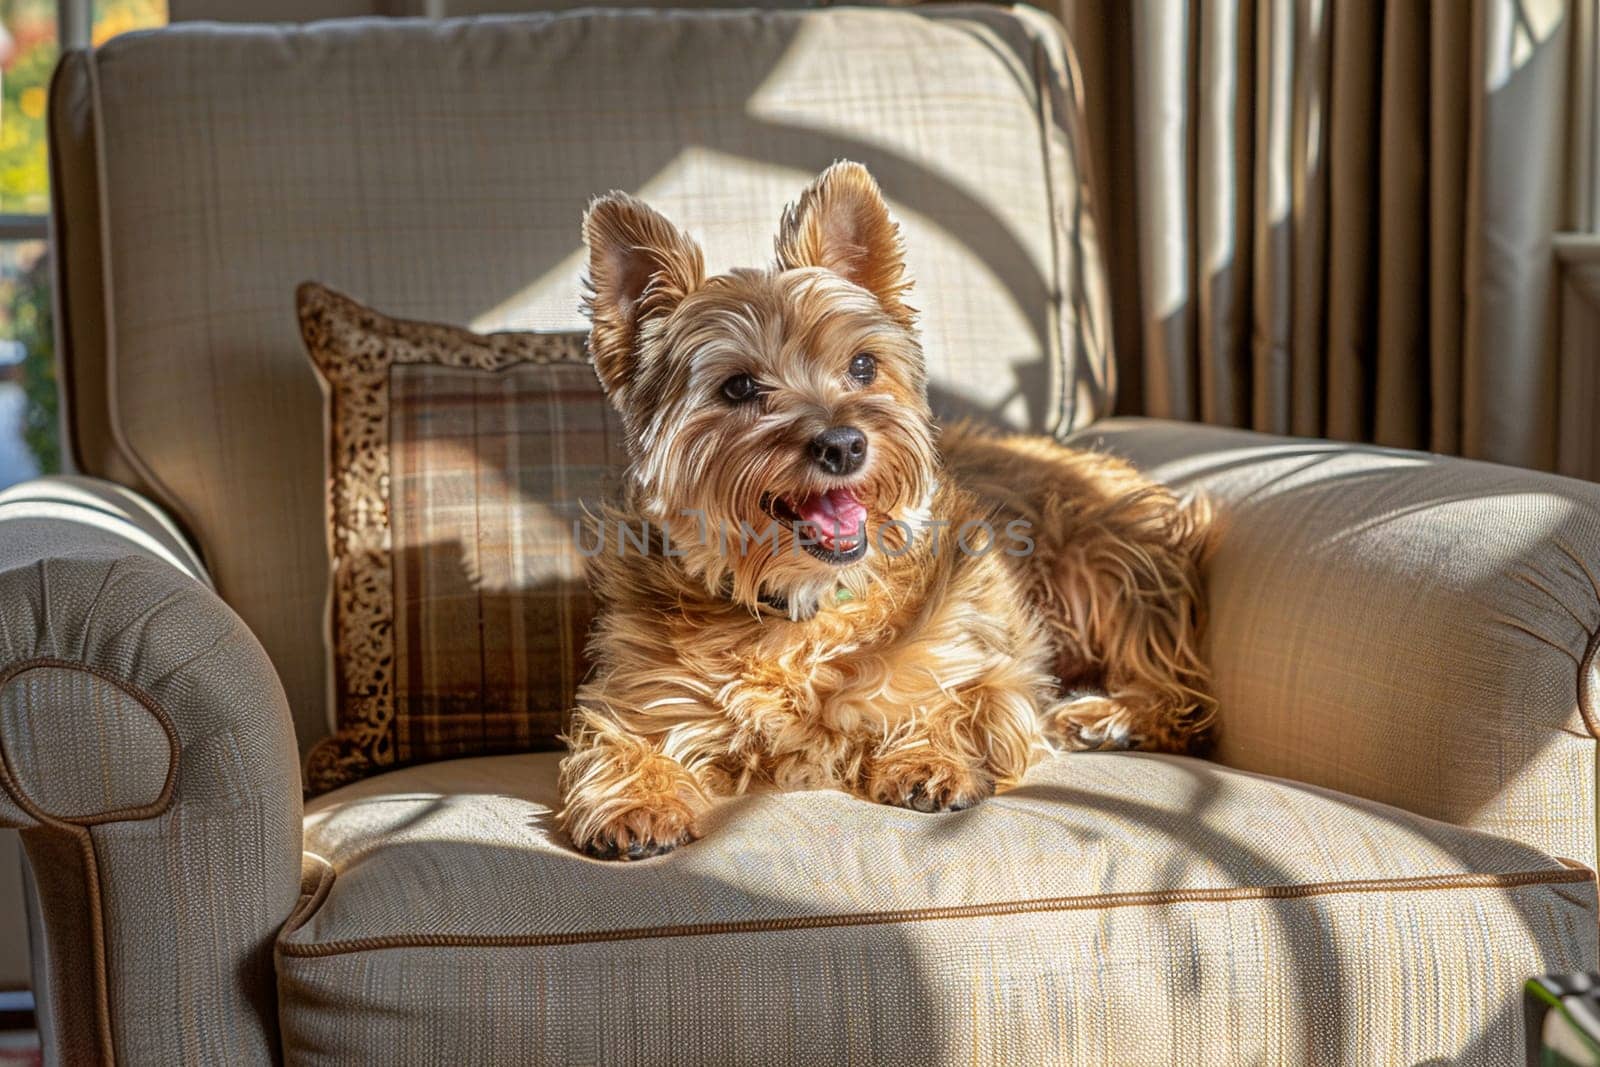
560, 162, 1215, 860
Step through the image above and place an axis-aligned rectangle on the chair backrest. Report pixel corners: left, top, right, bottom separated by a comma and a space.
48, 6, 1112, 749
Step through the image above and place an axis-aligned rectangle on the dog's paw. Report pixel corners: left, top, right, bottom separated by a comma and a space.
580, 833, 686, 862
903, 779, 989, 813
1045, 693, 1139, 752
867, 757, 993, 813
571, 803, 698, 861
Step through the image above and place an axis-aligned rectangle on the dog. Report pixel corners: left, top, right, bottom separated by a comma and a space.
559, 162, 1215, 860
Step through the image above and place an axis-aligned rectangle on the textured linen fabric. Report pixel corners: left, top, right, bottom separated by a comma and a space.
1058, 0, 1579, 475
298, 283, 626, 792
279, 750, 1599, 1064
0, 665, 172, 820
49, 6, 1111, 749
47, 53, 141, 492
0, 833, 26, 989
0, 477, 301, 1065
1068, 418, 1600, 871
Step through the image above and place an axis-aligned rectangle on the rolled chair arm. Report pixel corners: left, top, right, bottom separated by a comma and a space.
0, 476, 301, 1065
1066, 418, 1600, 867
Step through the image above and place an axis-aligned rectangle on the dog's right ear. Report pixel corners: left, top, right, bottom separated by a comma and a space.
582, 193, 705, 399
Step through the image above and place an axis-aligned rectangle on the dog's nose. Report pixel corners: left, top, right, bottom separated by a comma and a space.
810, 426, 868, 475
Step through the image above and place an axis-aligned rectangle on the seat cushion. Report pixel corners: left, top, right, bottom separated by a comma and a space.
278, 751, 1598, 1064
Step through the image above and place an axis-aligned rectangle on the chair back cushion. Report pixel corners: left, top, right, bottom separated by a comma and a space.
49, 6, 1111, 746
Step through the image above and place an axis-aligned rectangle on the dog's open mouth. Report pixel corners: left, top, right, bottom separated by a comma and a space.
766, 487, 870, 564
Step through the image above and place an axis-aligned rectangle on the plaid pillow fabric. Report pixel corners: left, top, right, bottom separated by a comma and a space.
297, 282, 626, 794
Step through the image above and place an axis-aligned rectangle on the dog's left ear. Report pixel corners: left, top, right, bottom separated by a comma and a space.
775, 161, 915, 328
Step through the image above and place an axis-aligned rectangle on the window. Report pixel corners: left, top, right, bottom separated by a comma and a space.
0, 0, 166, 488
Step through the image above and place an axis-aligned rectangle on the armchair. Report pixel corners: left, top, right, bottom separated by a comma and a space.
5, 7, 1595, 1064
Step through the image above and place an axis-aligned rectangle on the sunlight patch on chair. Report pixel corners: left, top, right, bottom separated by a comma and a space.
0, 499, 196, 576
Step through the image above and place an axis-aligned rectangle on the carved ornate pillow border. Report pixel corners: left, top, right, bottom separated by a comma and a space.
296, 282, 622, 794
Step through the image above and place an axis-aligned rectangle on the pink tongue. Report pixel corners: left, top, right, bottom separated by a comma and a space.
794, 488, 868, 548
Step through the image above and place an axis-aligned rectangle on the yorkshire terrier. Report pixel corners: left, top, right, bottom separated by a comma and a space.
559, 162, 1215, 860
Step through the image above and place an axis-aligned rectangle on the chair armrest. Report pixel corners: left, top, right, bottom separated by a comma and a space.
0, 476, 300, 1065
1066, 418, 1600, 867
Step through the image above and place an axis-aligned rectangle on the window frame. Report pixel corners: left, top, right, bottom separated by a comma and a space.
2, 0, 93, 241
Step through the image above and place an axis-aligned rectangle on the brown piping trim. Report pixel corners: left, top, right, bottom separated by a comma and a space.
1580, 627, 1600, 738
46, 52, 88, 476
0, 655, 175, 1066
278, 865, 1594, 959
0, 657, 179, 825
282, 854, 336, 940
77, 825, 116, 1063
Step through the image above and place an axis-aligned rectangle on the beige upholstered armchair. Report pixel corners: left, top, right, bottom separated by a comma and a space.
5, 7, 1598, 1064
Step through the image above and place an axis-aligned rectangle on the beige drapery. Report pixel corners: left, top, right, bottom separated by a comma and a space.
1054, 0, 1585, 474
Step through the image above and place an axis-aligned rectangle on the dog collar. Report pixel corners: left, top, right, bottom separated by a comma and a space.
756, 589, 792, 615
751, 585, 852, 620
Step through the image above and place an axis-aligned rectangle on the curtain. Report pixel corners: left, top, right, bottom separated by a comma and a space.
1055, 0, 1581, 474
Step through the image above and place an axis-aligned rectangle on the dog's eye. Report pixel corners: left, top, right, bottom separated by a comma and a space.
721, 373, 760, 404
849, 353, 877, 385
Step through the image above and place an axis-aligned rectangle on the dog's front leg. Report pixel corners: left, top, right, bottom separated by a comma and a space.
864, 733, 994, 813
558, 710, 710, 860
862, 663, 1047, 813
